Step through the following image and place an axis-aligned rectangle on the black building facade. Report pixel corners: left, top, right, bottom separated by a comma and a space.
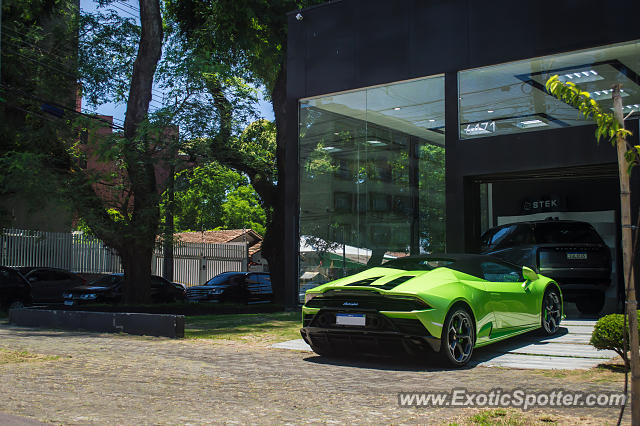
283, 0, 640, 308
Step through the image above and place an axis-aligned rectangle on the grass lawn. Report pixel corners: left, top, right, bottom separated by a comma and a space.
535, 360, 627, 384
0, 348, 59, 364
450, 407, 606, 425
185, 311, 302, 344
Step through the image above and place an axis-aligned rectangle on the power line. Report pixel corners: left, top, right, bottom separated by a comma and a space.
4, 39, 166, 112
2, 23, 168, 103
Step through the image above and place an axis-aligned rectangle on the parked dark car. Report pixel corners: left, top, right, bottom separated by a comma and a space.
18, 267, 86, 304
480, 219, 611, 314
186, 272, 273, 304
0, 266, 32, 309
63, 273, 187, 306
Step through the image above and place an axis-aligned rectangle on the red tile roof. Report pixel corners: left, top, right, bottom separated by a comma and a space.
174, 229, 262, 246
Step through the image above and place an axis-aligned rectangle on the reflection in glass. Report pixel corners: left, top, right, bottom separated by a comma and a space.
298, 76, 446, 294
459, 40, 640, 139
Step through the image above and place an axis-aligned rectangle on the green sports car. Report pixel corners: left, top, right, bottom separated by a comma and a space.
300, 254, 563, 367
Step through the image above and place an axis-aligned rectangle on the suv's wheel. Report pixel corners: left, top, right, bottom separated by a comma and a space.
576, 292, 605, 315
541, 287, 562, 335
8, 300, 25, 310
439, 306, 475, 367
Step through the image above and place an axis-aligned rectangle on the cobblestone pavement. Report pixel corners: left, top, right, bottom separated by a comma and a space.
0, 324, 629, 425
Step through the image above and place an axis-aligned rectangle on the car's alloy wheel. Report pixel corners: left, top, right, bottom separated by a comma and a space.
441, 308, 475, 367
541, 288, 562, 335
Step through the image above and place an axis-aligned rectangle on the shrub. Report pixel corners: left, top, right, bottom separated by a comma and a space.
590, 311, 640, 367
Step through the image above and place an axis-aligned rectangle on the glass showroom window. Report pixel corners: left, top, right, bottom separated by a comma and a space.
459, 39, 640, 139
298, 76, 445, 293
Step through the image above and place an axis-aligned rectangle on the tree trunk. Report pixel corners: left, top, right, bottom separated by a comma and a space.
613, 85, 640, 424
122, 245, 152, 304
116, 0, 163, 304
163, 163, 175, 282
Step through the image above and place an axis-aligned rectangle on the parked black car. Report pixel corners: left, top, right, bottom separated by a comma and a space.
18, 267, 86, 304
186, 272, 273, 304
480, 219, 611, 314
0, 266, 32, 309
63, 273, 187, 306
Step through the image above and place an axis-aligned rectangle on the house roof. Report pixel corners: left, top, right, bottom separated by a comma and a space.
174, 229, 262, 247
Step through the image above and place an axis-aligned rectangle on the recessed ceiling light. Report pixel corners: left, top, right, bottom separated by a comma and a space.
393, 107, 401, 111
515, 119, 548, 129
557, 70, 603, 84
613, 104, 640, 112
429, 119, 435, 122
487, 110, 494, 113
590, 89, 628, 101
333, 132, 339, 135
366, 140, 387, 146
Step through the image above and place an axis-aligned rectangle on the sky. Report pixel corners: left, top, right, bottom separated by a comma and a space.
78, 0, 275, 124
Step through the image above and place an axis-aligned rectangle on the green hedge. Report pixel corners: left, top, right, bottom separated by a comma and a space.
590, 311, 640, 367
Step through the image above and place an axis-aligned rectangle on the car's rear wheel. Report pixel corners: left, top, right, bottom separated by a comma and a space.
439, 306, 475, 367
541, 287, 562, 335
575, 292, 605, 315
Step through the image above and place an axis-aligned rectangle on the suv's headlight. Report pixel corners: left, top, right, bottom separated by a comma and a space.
304, 292, 320, 304
208, 288, 224, 295
63, 292, 72, 299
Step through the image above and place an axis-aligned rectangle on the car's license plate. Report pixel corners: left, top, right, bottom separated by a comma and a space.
336, 313, 366, 326
64, 300, 74, 306
567, 252, 588, 260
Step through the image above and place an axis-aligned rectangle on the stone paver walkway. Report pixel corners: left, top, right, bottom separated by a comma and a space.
274, 319, 615, 370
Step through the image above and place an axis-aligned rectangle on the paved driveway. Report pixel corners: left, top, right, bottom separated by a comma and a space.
274, 319, 616, 369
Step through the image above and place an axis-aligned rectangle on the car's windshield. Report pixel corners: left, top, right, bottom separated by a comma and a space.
206, 273, 242, 285
535, 222, 603, 244
89, 274, 123, 287
380, 257, 454, 271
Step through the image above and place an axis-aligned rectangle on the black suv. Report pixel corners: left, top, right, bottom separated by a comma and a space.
63, 273, 186, 305
186, 272, 273, 304
480, 219, 611, 314
0, 266, 31, 309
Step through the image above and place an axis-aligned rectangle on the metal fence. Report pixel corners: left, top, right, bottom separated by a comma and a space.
153, 241, 248, 286
0, 228, 122, 273
0, 228, 248, 286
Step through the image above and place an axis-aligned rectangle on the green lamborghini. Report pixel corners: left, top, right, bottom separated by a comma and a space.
300, 254, 563, 367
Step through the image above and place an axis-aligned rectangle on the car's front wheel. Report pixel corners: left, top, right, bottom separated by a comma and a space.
439, 306, 475, 367
541, 287, 562, 335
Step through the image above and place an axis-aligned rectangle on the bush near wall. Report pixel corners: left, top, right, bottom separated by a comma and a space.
590, 311, 640, 368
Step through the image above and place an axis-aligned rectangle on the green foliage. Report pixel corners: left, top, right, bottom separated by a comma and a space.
546, 75, 639, 171
169, 163, 246, 231
590, 311, 640, 367
220, 186, 267, 236
167, 163, 267, 235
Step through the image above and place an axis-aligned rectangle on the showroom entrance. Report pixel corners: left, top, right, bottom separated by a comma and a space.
467, 164, 621, 314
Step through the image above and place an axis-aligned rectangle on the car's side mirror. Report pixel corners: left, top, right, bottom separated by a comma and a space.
522, 266, 538, 282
